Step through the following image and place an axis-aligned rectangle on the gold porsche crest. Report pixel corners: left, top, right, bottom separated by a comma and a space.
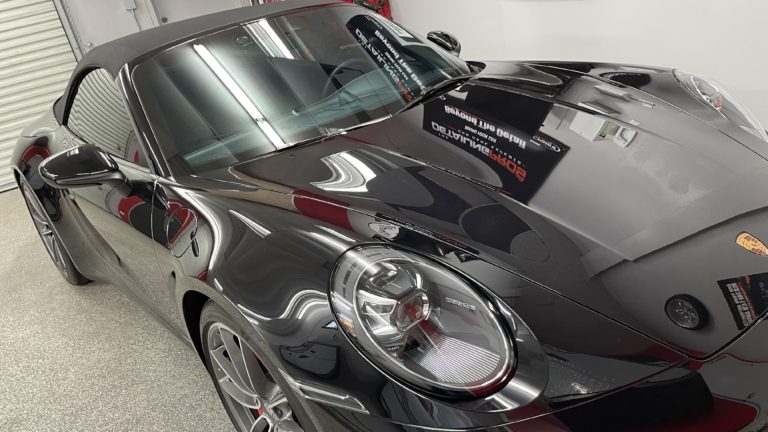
736, 232, 768, 255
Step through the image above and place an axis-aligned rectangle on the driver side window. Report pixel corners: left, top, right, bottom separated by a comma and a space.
67, 68, 148, 168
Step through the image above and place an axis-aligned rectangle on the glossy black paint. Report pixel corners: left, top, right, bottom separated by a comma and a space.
10, 3, 768, 432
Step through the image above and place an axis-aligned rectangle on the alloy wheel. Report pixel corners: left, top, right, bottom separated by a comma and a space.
206, 323, 303, 432
20, 183, 68, 276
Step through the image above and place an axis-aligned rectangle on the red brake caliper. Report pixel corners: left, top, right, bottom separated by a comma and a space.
252, 352, 264, 417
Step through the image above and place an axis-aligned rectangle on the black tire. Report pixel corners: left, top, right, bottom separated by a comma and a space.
19, 180, 89, 285
200, 301, 311, 432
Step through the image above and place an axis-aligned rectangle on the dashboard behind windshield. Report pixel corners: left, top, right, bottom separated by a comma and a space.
132, 5, 470, 175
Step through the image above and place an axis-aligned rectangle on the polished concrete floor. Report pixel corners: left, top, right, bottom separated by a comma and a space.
0, 189, 232, 431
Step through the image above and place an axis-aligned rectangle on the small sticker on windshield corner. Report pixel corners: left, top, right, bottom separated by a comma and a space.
375, 16, 414, 39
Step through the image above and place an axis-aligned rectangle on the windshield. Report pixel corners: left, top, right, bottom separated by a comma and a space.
133, 5, 471, 175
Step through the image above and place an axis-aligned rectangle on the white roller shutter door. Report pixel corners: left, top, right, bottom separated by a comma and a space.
0, 0, 76, 191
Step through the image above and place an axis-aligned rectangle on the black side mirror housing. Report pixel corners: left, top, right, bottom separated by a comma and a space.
39, 144, 126, 189
427, 31, 462, 57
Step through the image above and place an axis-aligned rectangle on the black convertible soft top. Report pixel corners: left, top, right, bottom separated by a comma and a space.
53, 0, 342, 123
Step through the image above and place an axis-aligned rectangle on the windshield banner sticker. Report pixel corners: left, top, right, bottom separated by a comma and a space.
718, 272, 768, 330
347, 15, 424, 101
423, 96, 569, 203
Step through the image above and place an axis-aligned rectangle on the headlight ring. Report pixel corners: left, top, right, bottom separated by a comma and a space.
330, 245, 516, 399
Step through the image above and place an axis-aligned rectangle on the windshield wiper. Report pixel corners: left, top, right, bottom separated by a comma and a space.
396, 74, 477, 114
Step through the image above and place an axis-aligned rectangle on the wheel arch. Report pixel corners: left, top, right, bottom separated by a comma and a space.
181, 289, 211, 363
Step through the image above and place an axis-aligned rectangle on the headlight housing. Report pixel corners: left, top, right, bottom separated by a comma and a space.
330, 246, 514, 398
673, 70, 768, 142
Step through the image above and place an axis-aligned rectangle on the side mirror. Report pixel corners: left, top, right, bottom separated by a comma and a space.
427, 31, 462, 57
39, 144, 126, 188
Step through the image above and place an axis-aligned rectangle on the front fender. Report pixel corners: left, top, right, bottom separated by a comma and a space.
176, 182, 692, 430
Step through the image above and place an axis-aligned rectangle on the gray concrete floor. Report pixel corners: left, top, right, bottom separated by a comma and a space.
0, 189, 232, 431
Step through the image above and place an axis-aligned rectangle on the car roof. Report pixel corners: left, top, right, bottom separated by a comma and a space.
53, 0, 343, 123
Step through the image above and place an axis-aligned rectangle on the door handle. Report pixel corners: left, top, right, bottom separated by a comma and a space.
190, 229, 200, 257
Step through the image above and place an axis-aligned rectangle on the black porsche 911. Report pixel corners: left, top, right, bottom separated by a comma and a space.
11, 0, 768, 430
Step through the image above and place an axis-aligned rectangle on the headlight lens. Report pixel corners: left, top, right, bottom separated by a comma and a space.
330, 246, 514, 397
673, 70, 768, 142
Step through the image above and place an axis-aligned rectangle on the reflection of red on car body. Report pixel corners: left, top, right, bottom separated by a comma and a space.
341, 0, 391, 18
166, 202, 196, 247
19, 144, 51, 165
116, 195, 144, 224
293, 190, 353, 230
628, 397, 757, 432
488, 149, 527, 183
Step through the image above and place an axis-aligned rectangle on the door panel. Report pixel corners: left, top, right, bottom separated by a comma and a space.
64, 131, 165, 305
62, 67, 174, 313
151, 180, 212, 328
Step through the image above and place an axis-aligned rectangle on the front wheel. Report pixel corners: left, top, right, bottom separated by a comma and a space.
200, 301, 306, 432
19, 180, 88, 285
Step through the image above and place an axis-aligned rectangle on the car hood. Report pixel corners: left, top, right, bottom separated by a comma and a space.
203, 61, 768, 358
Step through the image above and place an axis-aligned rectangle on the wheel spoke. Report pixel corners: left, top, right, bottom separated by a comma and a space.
211, 345, 261, 409
276, 419, 303, 432
266, 386, 287, 409
21, 183, 69, 274
219, 378, 262, 409
53, 239, 67, 271
220, 329, 252, 388
30, 211, 48, 227
208, 323, 303, 432
40, 231, 54, 251
51, 238, 62, 265
250, 415, 271, 432
243, 353, 274, 397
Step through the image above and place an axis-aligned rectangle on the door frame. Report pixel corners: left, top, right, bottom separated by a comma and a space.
51, 0, 84, 60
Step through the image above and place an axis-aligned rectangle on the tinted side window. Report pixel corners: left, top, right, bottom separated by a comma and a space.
67, 69, 147, 167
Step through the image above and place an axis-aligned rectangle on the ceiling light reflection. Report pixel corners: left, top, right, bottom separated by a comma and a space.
256, 20, 295, 59
193, 43, 286, 149
237, 290, 327, 322
312, 152, 378, 193
229, 209, 271, 238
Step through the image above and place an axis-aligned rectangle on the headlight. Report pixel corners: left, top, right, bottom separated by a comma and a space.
330, 246, 514, 398
673, 70, 768, 142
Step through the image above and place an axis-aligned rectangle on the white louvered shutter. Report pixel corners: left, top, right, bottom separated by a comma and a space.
0, 0, 76, 191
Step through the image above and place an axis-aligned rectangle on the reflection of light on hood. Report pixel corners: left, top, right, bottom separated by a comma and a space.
312, 152, 377, 193
229, 209, 271, 238
236, 290, 326, 323
505, 379, 541, 399
308, 231, 350, 252
487, 393, 520, 410
193, 43, 286, 149
317, 225, 357, 243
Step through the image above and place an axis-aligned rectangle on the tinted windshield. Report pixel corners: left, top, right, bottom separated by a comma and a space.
133, 5, 471, 174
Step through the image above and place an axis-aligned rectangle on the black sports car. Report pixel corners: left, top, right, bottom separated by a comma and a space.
12, 1, 768, 430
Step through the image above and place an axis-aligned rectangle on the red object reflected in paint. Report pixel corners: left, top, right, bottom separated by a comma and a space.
341, 0, 391, 18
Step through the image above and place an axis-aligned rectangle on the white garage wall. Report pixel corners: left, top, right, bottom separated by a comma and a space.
390, 0, 768, 125
56, 0, 252, 56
